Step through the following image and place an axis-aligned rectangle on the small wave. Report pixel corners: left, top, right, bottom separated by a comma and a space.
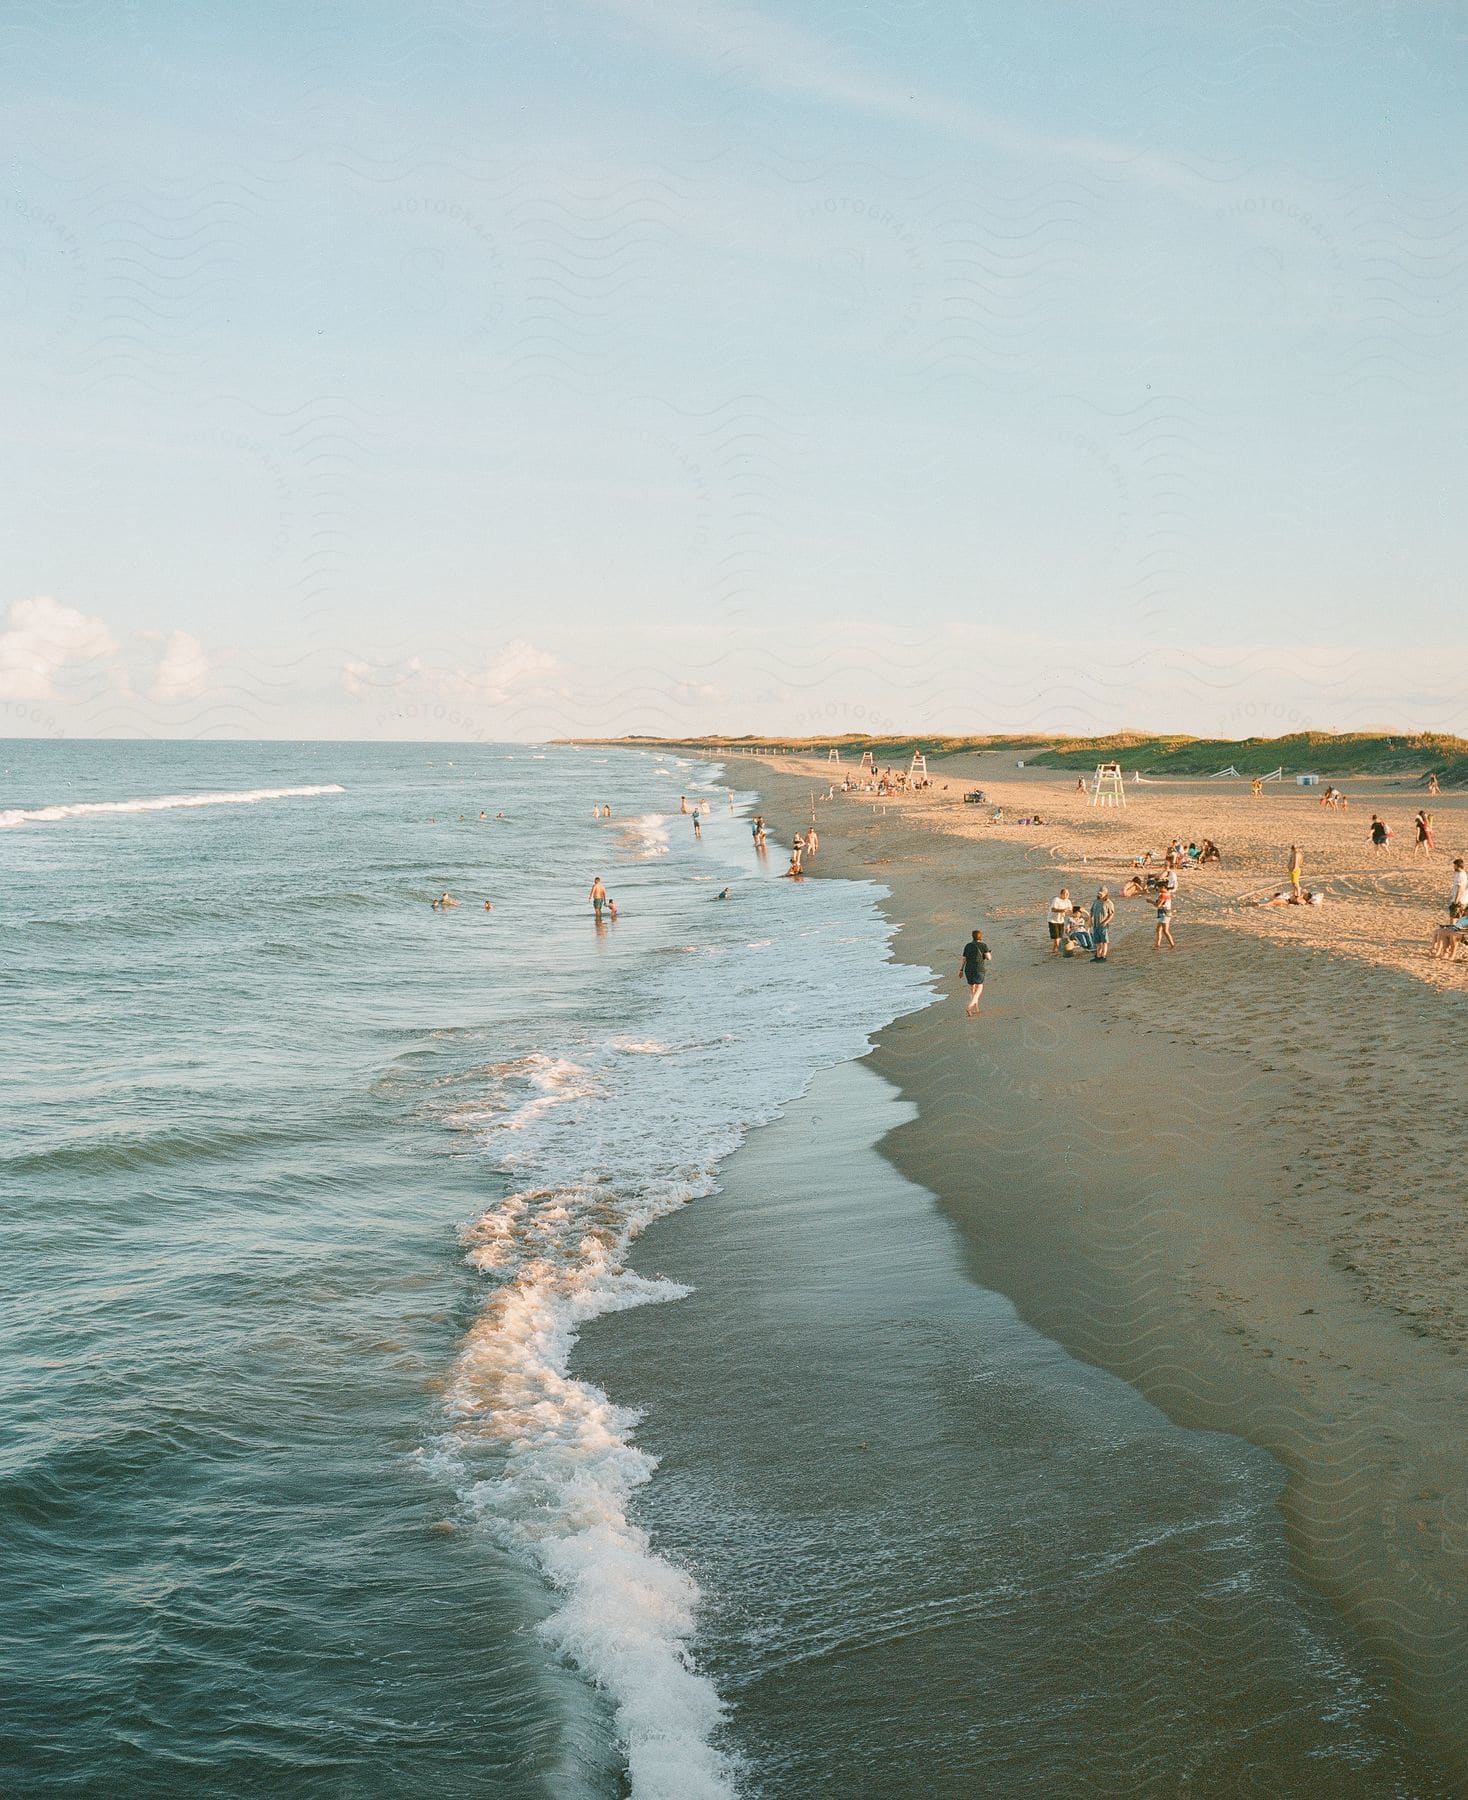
611, 1039, 669, 1055
440, 1054, 601, 1137
621, 813, 670, 858
0, 785, 345, 830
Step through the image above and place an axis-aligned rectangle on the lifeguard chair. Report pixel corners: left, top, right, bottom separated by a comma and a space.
909, 751, 928, 783
827, 746, 841, 764
859, 750, 875, 775
1089, 761, 1126, 808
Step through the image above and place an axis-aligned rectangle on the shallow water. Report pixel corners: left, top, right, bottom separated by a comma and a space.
578, 1060, 1453, 1797
1, 739, 925, 1794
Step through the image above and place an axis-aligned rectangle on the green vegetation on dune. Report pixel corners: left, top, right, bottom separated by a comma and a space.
562, 730, 1468, 784
1026, 732, 1468, 779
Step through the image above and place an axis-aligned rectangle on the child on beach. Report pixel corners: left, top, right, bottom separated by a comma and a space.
1154, 886, 1176, 949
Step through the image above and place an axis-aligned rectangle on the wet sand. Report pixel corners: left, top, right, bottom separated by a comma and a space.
735, 751, 1468, 1784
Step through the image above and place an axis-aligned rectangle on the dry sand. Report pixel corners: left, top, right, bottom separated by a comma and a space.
742, 750, 1468, 1784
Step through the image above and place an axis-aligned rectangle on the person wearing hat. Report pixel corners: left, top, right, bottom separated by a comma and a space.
1090, 885, 1115, 961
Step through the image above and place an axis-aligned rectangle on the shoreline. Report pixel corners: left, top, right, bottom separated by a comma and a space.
737, 750, 1468, 1784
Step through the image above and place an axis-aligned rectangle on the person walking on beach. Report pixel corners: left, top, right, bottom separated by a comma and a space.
805, 824, 819, 858
1250, 776, 1263, 799
1414, 810, 1433, 855
1288, 843, 1303, 900
1154, 884, 1176, 949
1450, 857, 1468, 918
1047, 888, 1070, 954
1370, 815, 1391, 851
959, 929, 991, 1015
1090, 886, 1115, 961
588, 876, 607, 918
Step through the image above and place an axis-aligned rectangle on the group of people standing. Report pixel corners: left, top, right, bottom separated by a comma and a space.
1048, 884, 1130, 957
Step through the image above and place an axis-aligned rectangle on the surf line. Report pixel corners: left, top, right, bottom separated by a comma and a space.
0, 785, 346, 829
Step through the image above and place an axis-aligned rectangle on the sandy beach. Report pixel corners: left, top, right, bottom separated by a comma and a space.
735, 750, 1468, 1783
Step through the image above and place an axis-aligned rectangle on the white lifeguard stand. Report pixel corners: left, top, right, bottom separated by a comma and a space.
909, 751, 928, 782
827, 745, 841, 764
858, 750, 875, 775
1089, 761, 1126, 807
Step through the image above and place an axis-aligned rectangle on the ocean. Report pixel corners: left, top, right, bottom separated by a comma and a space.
0, 741, 1447, 1796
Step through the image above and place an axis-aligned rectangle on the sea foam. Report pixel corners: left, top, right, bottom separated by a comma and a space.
0, 785, 345, 829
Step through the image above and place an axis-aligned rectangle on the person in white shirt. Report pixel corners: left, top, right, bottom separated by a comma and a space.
1047, 889, 1070, 954
1450, 857, 1468, 917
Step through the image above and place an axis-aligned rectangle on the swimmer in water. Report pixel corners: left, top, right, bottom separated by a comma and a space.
484, 900, 493, 911
589, 876, 607, 918
432, 892, 459, 909
606, 897, 618, 919
715, 887, 731, 900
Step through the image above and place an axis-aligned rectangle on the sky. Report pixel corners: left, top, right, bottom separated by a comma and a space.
2, 0, 1465, 741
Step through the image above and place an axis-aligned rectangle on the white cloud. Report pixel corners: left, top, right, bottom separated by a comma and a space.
151, 629, 210, 703
0, 595, 119, 700
340, 658, 374, 697
440, 638, 564, 706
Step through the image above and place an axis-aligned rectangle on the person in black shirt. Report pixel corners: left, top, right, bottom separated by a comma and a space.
959, 930, 992, 1016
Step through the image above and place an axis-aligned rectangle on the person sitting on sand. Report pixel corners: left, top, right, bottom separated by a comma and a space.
783, 853, 804, 879
1062, 906, 1094, 955
1199, 839, 1221, 864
